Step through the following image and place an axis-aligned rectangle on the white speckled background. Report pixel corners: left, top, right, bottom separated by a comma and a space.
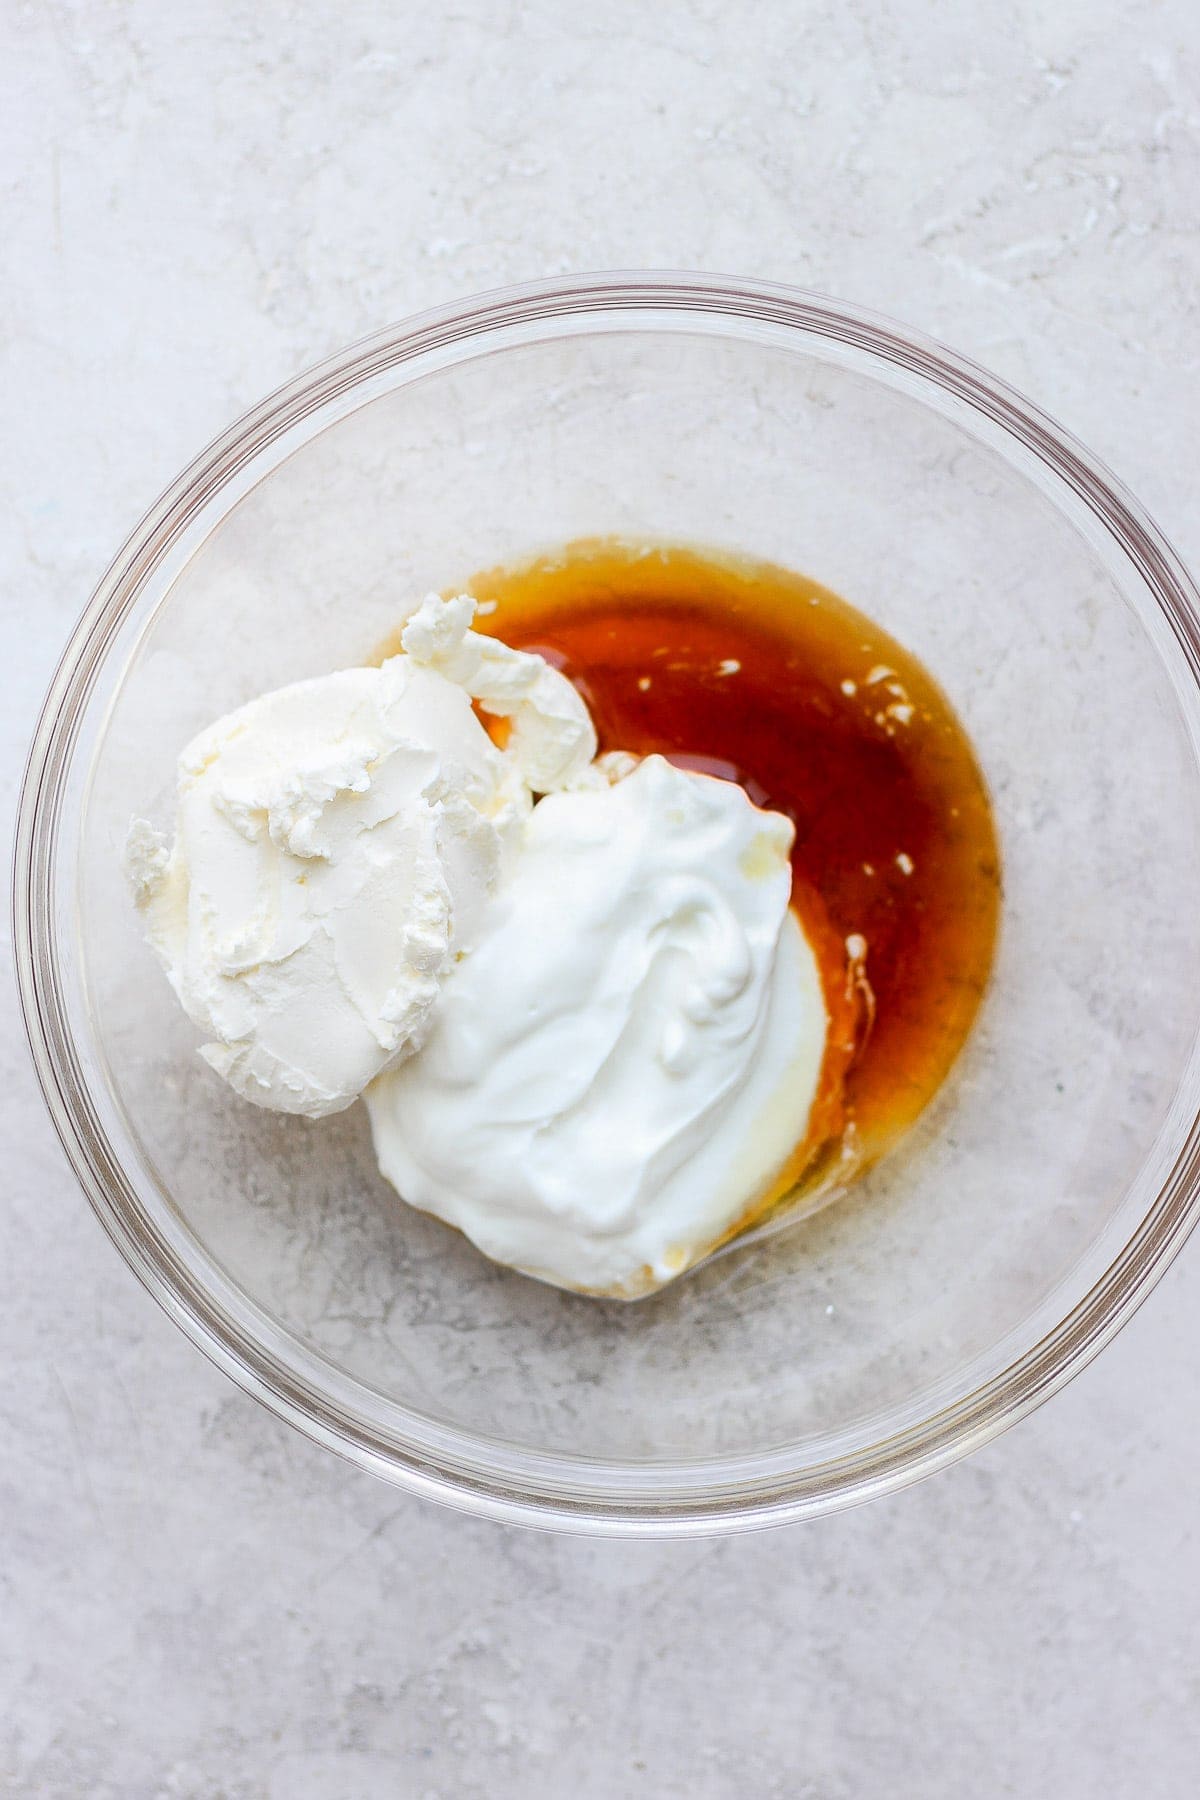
4, 3, 1200, 1794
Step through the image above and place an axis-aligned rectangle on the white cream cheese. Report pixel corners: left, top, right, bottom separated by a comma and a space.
365, 754, 829, 1297
401, 592, 595, 792
127, 595, 595, 1117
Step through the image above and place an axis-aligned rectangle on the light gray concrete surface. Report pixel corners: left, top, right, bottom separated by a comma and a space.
4, 3, 1200, 1795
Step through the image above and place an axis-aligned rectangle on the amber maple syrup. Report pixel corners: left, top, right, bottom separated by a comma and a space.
463, 539, 1000, 1221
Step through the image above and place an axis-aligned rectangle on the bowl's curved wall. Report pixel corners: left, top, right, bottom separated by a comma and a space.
17, 277, 1200, 1528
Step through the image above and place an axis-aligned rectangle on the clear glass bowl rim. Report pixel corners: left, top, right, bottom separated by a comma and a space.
13, 270, 1200, 1536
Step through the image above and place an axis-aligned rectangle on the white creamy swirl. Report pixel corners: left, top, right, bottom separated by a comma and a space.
365, 755, 829, 1296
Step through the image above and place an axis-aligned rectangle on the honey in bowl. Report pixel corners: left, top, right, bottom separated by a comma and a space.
465, 539, 1001, 1236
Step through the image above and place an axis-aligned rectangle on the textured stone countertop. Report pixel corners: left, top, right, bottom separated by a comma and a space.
5, 4, 1200, 1795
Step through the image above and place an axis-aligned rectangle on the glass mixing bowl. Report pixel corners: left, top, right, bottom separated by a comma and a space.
15, 274, 1200, 1533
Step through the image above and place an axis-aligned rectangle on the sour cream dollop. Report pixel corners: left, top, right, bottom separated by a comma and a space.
365, 754, 829, 1296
